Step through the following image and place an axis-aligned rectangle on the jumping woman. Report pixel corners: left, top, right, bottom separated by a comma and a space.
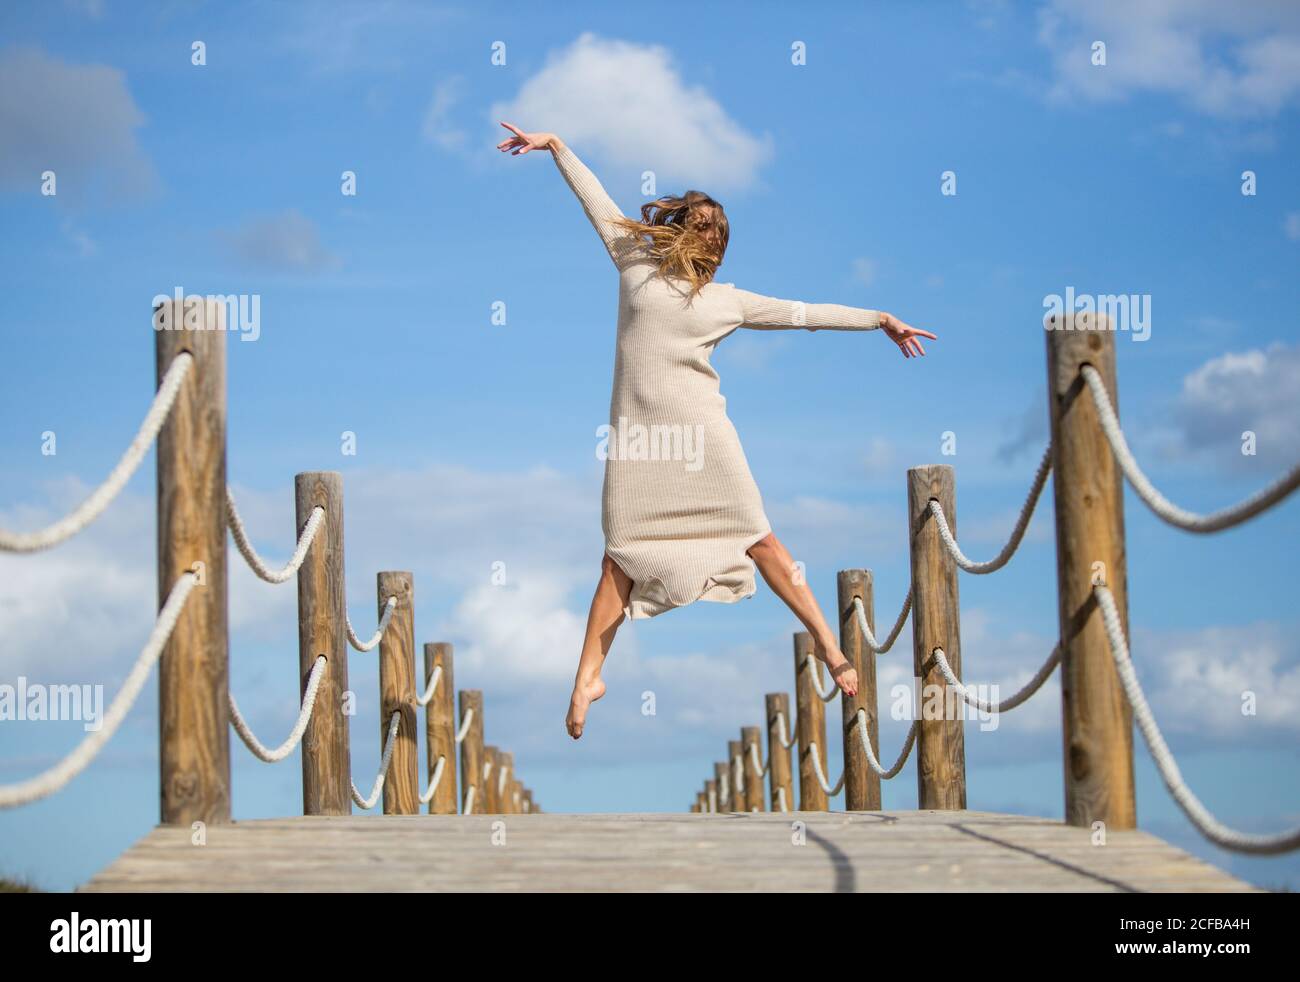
496, 123, 937, 739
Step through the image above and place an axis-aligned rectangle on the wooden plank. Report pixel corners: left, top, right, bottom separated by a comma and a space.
82, 811, 1257, 894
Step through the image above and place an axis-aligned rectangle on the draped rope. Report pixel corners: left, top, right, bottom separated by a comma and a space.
1095, 585, 1300, 854
0, 572, 198, 807
928, 443, 1051, 573
346, 596, 397, 652
229, 655, 327, 762
350, 711, 401, 810
1082, 365, 1300, 533
930, 646, 1062, 714
0, 354, 193, 553
227, 490, 324, 584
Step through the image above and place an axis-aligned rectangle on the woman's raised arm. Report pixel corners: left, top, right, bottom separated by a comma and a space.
731, 286, 936, 358
498, 122, 639, 268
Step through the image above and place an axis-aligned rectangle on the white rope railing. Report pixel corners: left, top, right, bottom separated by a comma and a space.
0, 354, 193, 553
483, 759, 492, 780
417, 664, 442, 707
419, 756, 446, 805
346, 596, 397, 652
853, 591, 912, 654
1082, 365, 1300, 533
454, 707, 474, 744
718, 772, 730, 809
731, 754, 745, 799
806, 741, 846, 796
776, 786, 788, 812
930, 646, 1061, 715
226, 490, 324, 584
855, 710, 917, 780
708, 787, 718, 813
350, 711, 401, 810
772, 711, 796, 749
464, 785, 477, 815
748, 740, 768, 779
497, 762, 510, 796
928, 443, 1051, 573
0, 572, 198, 807
229, 655, 327, 762
1094, 584, 1300, 855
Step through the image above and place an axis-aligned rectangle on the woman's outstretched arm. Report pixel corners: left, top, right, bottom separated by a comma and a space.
732, 286, 936, 358
497, 122, 640, 267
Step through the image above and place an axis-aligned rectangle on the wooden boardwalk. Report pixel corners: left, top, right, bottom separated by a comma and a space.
82, 810, 1255, 892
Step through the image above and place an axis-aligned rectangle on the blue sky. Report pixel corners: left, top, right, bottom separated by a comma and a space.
1, 0, 1299, 891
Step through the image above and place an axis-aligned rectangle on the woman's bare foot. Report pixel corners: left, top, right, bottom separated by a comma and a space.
815, 638, 859, 697
565, 676, 607, 739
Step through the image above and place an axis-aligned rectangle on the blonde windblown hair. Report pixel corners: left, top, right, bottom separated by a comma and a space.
612, 191, 730, 297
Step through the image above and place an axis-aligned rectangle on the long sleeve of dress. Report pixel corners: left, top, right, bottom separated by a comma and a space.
551, 142, 644, 268
732, 286, 882, 332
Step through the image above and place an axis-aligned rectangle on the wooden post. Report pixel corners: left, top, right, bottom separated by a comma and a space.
295, 472, 349, 815
705, 778, 717, 813
499, 751, 515, 814
522, 788, 534, 813
484, 745, 501, 813
377, 571, 418, 814
727, 739, 745, 812
423, 643, 458, 814
838, 569, 881, 810
713, 762, 730, 812
765, 693, 795, 812
458, 690, 483, 814
694, 790, 706, 813
908, 465, 967, 810
793, 632, 829, 811
1045, 312, 1136, 829
741, 727, 765, 812
155, 298, 230, 826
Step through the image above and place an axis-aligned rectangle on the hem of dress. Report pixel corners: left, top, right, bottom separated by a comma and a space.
619, 526, 773, 621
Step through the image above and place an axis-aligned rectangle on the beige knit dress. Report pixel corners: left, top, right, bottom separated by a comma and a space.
552, 143, 882, 619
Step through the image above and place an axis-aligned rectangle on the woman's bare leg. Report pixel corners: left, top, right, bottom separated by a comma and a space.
747, 532, 859, 696
565, 554, 634, 739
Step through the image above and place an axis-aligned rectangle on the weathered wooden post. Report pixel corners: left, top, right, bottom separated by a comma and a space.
694, 790, 706, 813
765, 693, 795, 812
155, 298, 230, 827
458, 690, 483, 814
793, 632, 829, 811
484, 745, 501, 813
727, 739, 745, 813
377, 572, 418, 814
741, 727, 765, 812
523, 788, 535, 813
499, 751, 515, 814
295, 471, 349, 815
423, 642, 458, 814
705, 778, 717, 813
1045, 311, 1136, 829
907, 465, 967, 809
713, 761, 730, 812
838, 569, 881, 810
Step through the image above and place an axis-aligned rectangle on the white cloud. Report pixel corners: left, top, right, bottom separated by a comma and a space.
0, 46, 155, 198
1038, 0, 1300, 117
219, 209, 340, 273
1171, 342, 1300, 466
1285, 211, 1300, 241
851, 257, 877, 287
490, 33, 770, 192
421, 77, 467, 151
